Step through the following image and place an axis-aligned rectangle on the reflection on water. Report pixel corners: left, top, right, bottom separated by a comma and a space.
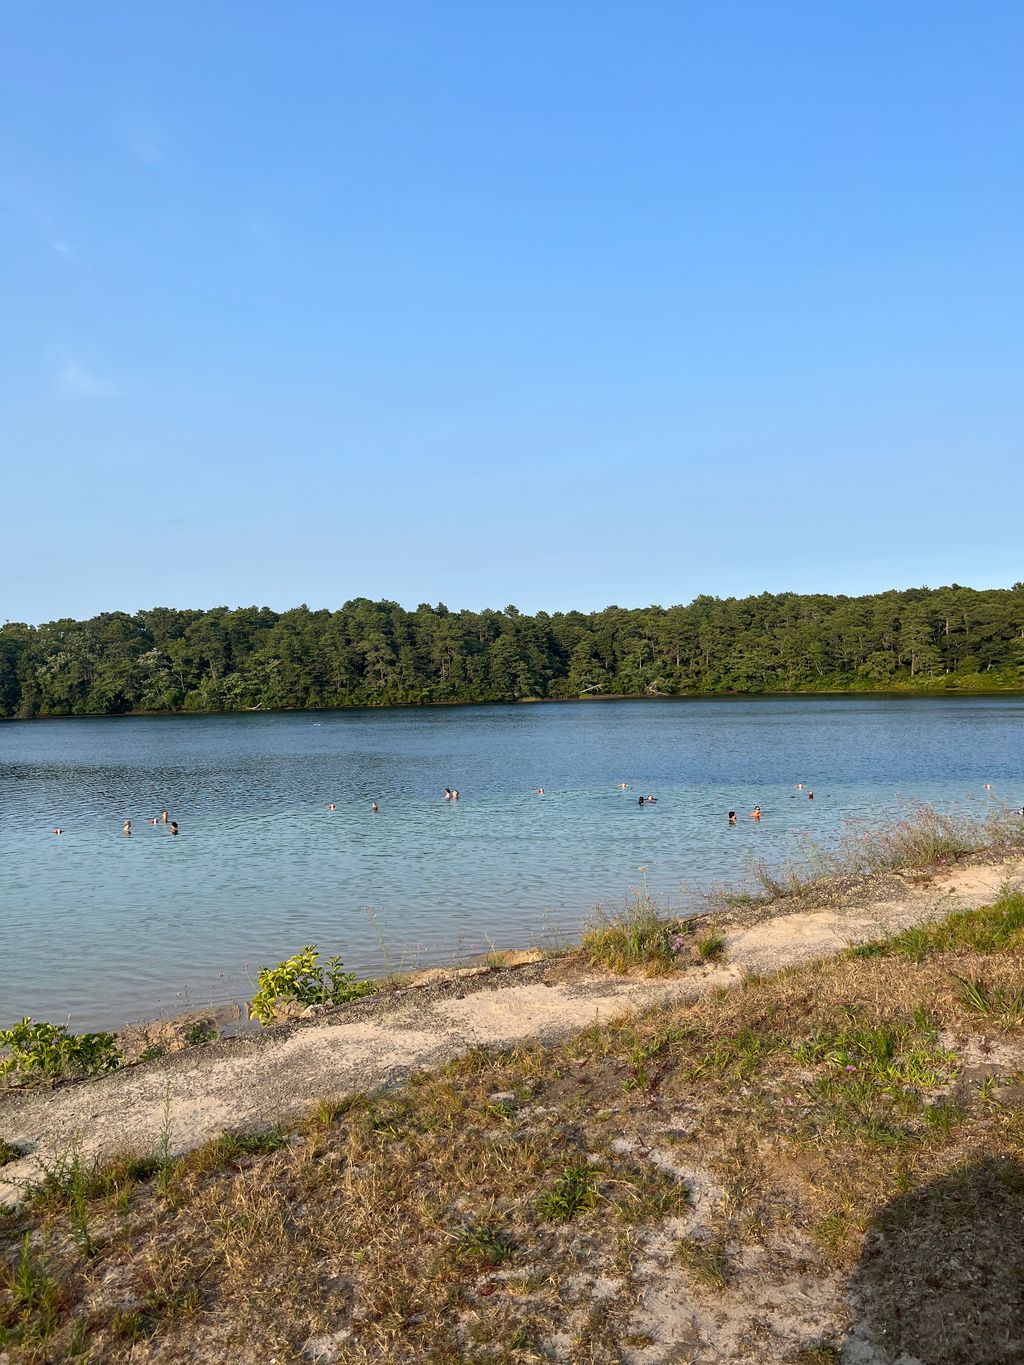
2, 697, 1021, 1030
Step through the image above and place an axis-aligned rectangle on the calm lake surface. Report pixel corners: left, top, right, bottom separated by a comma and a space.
2, 697, 1022, 1031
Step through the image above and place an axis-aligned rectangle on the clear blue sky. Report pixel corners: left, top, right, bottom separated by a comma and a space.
2, 2, 1021, 624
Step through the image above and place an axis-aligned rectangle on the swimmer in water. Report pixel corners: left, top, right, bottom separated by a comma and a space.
728, 810, 737, 824
371, 801, 379, 813
161, 810, 169, 824
53, 828, 63, 835
444, 788, 452, 800
639, 796, 646, 806
536, 787, 545, 794
170, 820, 179, 835
327, 803, 336, 810
750, 807, 761, 821
452, 789, 460, 801
646, 794, 657, 803
150, 817, 159, 825
123, 820, 132, 836
618, 783, 628, 789
807, 791, 814, 800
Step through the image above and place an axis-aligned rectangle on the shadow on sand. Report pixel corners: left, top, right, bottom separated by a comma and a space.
846, 1154, 1024, 1364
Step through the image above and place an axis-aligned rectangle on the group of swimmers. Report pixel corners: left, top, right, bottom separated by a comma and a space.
53, 809, 179, 836
122, 810, 178, 836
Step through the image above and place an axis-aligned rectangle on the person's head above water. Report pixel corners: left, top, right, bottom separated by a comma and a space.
170, 821, 179, 834
728, 810, 737, 822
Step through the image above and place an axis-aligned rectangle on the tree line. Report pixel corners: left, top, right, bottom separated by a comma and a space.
1, 584, 1022, 719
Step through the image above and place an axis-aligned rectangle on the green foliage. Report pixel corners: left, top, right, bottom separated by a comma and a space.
536, 1162, 599, 1221
853, 893, 1024, 962
0, 1018, 120, 1083
0, 1235, 62, 1345
449, 1219, 514, 1267
697, 931, 727, 962
581, 892, 685, 973
2, 584, 1021, 717
953, 974, 1024, 1025
249, 945, 376, 1025
791, 1024, 952, 1088
0, 1139, 22, 1167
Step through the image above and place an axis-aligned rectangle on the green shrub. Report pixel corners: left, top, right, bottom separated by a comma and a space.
248, 945, 376, 1025
0, 1019, 121, 1083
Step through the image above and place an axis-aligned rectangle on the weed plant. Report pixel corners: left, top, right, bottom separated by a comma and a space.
249, 945, 377, 1025
581, 891, 686, 973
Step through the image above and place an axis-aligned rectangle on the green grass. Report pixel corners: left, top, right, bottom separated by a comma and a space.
580, 890, 687, 973
448, 1219, 514, 1267
535, 1162, 600, 1221
697, 930, 727, 962
953, 974, 1024, 1025
852, 893, 1024, 963
0, 1140, 22, 1168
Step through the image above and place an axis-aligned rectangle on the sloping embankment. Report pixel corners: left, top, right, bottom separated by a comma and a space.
2, 856, 1018, 1206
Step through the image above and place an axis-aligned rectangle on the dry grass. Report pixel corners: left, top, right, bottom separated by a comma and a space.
2, 895, 1023, 1362
707, 802, 1024, 912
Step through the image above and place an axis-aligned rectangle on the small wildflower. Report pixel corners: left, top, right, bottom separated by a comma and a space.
845, 1064, 857, 1072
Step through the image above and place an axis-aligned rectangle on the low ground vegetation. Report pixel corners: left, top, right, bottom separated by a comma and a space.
579, 891, 726, 974
2, 893, 1022, 1362
708, 803, 1024, 912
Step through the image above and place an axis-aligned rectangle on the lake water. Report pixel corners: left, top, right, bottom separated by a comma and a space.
2, 697, 1022, 1032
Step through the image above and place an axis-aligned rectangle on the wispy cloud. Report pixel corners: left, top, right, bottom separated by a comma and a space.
117, 103, 169, 169
41, 217, 74, 258
0, 183, 76, 260
56, 360, 119, 398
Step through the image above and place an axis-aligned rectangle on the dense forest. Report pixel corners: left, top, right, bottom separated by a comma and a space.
1, 585, 1022, 718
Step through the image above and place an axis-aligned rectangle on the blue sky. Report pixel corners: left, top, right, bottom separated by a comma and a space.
2, 2, 1021, 624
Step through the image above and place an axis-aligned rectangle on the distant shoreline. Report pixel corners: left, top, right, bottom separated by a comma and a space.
3, 685, 1024, 723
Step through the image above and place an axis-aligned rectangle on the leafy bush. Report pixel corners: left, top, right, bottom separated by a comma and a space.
249, 945, 376, 1025
0, 1019, 121, 1083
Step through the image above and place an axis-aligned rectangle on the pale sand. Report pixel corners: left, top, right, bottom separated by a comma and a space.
2, 857, 1021, 1206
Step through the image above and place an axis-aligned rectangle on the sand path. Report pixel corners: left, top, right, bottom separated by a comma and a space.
2, 859, 1020, 1205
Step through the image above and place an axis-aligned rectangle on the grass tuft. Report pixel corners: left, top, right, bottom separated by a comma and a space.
581, 891, 687, 973
535, 1162, 599, 1221
675, 1234, 729, 1290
